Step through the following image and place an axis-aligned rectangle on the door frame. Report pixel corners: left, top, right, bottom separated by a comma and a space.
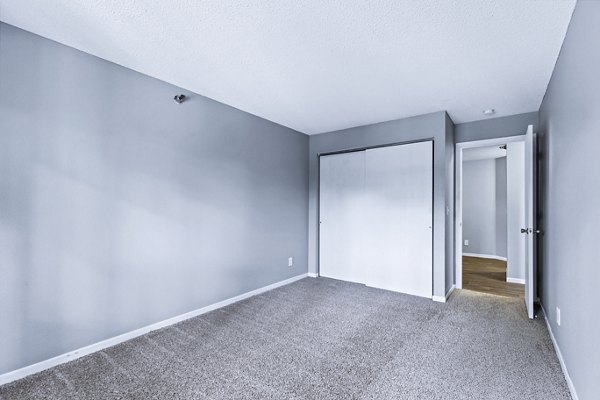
317, 138, 434, 284
454, 134, 525, 289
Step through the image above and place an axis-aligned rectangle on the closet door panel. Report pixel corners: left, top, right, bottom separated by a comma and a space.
364, 142, 433, 297
319, 151, 366, 283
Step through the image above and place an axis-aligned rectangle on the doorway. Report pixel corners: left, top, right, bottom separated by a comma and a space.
460, 143, 523, 298
455, 127, 537, 318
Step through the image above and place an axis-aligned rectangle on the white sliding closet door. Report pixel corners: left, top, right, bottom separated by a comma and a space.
319, 151, 366, 284
363, 141, 433, 297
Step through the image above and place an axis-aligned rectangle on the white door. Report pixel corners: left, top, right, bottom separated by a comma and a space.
363, 142, 433, 297
524, 125, 536, 319
319, 151, 366, 284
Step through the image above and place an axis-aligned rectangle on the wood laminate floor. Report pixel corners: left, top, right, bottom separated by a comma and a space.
463, 256, 524, 298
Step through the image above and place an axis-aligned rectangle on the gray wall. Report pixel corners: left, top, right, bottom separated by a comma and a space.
308, 111, 454, 298
0, 23, 309, 375
444, 114, 455, 293
495, 157, 507, 258
455, 112, 538, 143
462, 158, 507, 258
538, 1, 600, 398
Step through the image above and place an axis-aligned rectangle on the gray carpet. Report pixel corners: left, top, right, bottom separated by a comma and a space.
0, 277, 570, 399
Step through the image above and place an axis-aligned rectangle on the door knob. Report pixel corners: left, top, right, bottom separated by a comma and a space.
520, 228, 539, 234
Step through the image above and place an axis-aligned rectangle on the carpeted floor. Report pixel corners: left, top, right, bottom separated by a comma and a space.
0, 277, 570, 400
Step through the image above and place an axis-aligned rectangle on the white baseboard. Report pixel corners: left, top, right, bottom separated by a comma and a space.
0, 273, 308, 386
506, 277, 525, 285
307, 272, 318, 278
446, 285, 456, 300
541, 305, 579, 400
432, 285, 455, 303
462, 252, 507, 261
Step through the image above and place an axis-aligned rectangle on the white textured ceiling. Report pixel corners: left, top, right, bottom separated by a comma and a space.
463, 145, 507, 162
0, 0, 575, 134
